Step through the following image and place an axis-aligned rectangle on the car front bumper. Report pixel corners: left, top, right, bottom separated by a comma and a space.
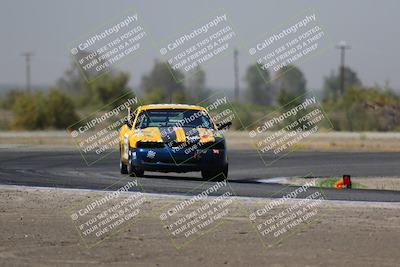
130, 146, 227, 173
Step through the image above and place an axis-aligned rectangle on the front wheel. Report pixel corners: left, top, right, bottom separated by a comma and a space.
120, 145, 128, 174
201, 165, 228, 181
127, 162, 144, 177
127, 149, 144, 177
120, 159, 128, 174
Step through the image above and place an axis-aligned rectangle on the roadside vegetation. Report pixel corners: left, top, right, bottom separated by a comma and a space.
1, 89, 79, 130
0, 59, 399, 131
317, 177, 367, 189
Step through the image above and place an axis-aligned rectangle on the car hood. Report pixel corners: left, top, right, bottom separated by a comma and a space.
132, 127, 221, 143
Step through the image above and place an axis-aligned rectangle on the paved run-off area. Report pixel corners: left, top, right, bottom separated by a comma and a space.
1, 185, 399, 267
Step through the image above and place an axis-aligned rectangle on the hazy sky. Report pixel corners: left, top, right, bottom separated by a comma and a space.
1, 0, 399, 91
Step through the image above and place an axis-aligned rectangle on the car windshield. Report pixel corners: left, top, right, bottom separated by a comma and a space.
135, 109, 214, 129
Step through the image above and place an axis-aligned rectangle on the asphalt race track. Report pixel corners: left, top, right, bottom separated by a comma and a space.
1, 147, 400, 202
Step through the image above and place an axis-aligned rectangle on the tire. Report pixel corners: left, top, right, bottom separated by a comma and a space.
131, 168, 144, 177
119, 145, 129, 174
201, 164, 228, 181
126, 148, 144, 177
127, 161, 144, 177
120, 158, 128, 174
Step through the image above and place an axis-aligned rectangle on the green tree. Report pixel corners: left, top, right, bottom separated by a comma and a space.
244, 63, 272, 105
186, 66, 206, 103
0, 89, 24, 109
57, 54, 134, 108
56, 50, 96, 102
46, 89, 80, 128
11, 92, 48, 130
141, 60, 185, 103
87, 72, 134, 108
142, 89, 165, 104
274, 65, 306, 101
10, 90, 80, 130
323, 67, 361, 100
56, 62, 86, 96
277, 89, 296, 107
171, 91, 186, 103
277, 89, 309, 129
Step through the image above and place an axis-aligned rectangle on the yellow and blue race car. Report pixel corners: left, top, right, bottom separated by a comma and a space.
119, 104, 231, 181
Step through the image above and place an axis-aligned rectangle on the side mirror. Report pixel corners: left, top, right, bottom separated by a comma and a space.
216, 121, 232, 130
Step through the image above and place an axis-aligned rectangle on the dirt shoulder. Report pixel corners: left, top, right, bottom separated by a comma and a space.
226, 131, 400, 151
286, 177, 400, 191
0, 185, 399, 267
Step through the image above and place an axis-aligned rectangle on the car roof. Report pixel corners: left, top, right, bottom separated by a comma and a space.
138, 104, 206, 111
